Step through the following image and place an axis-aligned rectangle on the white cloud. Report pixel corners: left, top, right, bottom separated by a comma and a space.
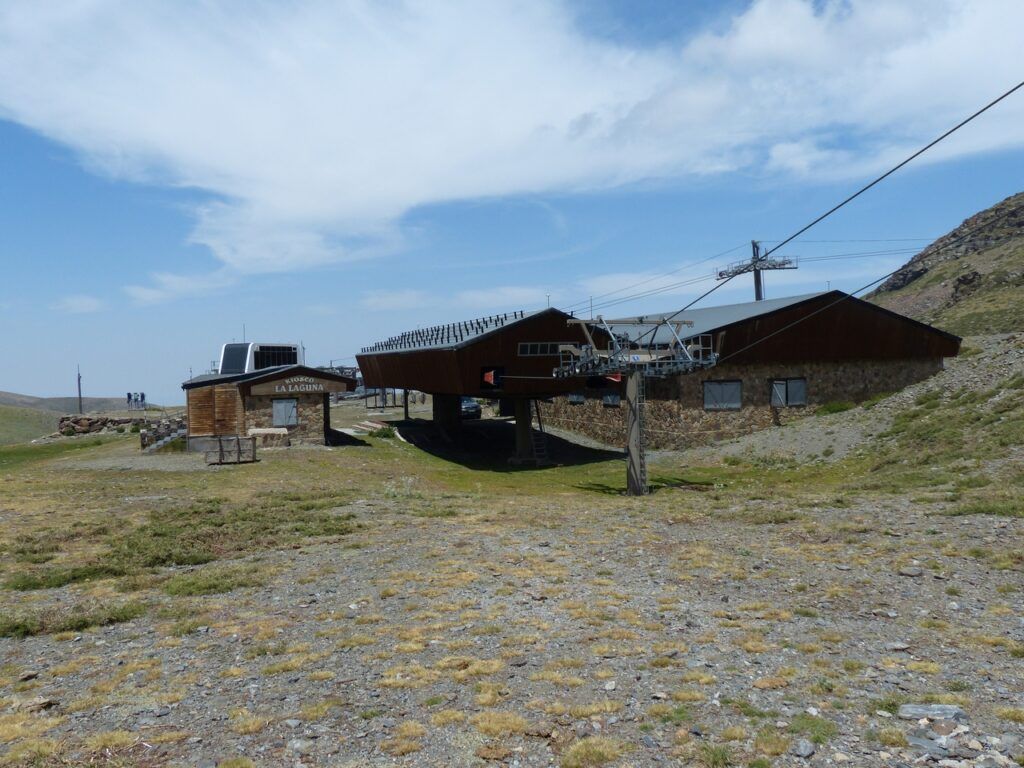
51, 294, 104, 313
1, 0, 1022, 294
124, 270, 236, 305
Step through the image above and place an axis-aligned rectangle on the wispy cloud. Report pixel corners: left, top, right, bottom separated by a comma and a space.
51, 294, 103, 314
1, 0, 1021, 295
123, 270, 236, 305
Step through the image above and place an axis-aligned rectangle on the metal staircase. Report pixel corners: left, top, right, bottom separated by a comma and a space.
144, 428, 187, 454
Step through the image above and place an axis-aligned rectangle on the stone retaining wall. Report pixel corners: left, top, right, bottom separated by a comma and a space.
539, 357, 943, 449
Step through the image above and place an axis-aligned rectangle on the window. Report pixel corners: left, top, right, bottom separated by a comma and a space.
770, 378, 807, 407
517, 342, 567, 356
567, 393, 585, 406
602, 393, 621, 408
254, 345, 298, 370
703, 380, 742, 411
272, 398, 298, 426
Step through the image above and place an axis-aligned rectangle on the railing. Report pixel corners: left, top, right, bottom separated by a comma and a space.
361, 310, 528, 353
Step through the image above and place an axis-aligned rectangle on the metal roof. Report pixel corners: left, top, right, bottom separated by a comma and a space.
360, 309, 550, 354
182, 364, 355, 390
603, 292, 828, 346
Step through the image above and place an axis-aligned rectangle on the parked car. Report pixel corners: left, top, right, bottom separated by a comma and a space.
460, 396, 482, 419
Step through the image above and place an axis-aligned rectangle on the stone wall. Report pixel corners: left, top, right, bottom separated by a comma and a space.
539, 357, 944, 450
243, 394, 326, 443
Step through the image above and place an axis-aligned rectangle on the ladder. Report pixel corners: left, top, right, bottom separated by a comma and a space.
531, 400, 550, 465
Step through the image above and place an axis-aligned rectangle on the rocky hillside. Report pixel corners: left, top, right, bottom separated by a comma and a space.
869, 191, 1024, 334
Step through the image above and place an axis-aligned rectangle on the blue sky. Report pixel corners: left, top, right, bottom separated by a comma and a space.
1, 0, 1023, 405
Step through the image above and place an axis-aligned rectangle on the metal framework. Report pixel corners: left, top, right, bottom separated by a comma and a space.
718, 240, 797, 300
554, 315, 719, 496
554, 317, 716, 379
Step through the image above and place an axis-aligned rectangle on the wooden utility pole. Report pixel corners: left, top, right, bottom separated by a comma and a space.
76, 365, 83, 414
625, 371, 647, 495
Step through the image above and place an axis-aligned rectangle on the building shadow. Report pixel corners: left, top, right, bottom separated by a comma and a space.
325, 429, 371, 447
394, 418, 621, 471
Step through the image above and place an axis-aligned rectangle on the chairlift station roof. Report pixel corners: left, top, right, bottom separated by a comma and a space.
356, 292, 960, 397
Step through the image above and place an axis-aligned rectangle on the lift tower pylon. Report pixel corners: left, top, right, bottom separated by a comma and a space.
555, 316, 718, 496
717, 240, 797, 301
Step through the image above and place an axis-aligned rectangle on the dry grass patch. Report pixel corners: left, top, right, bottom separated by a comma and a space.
430, 709, 465, 726
877, 727, 908, 747
720, 725, 746, 741
754, 728, 790, 756
560, 736, 628, 768
229, 708, 268, 735
672, 689, 706, 703
379, 663, 439, 689
996, 707, 1024, 724
83, 730, 136, 751
569, 699, 622, 717
300, 698, 343, 720
470, 711, 528, 736
530, 670, 585, 687
0, 738, 61, 764
753, 674, 790, 690
0, 713, 64, 744
381, 720, 428, 754
681, 670, 716, 685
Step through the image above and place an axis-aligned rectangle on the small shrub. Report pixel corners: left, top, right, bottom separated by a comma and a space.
698, 744, 733, 768
877, 727, 908, 747
369, 425, 396, 439
789, 713, 837, 744
163, 564, 266, 596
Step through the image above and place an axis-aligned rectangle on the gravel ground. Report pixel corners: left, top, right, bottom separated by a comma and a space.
3, 494, 1022, 767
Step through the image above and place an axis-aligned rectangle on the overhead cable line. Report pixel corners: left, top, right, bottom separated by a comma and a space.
761, 79, 1024, 259
560, 242, 748, 313
717, 201, 1023, 365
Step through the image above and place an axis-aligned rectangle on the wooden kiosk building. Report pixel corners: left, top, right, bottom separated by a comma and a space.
182, 365, 356, 451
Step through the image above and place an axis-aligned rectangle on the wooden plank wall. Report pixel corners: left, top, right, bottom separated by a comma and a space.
187, 387, 215, 436
187, 384, 243, 436
213, 385, 242, 435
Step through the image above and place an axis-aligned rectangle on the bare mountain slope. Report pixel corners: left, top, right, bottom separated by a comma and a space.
0, 391, 141, 413
869, 191, 1024, 334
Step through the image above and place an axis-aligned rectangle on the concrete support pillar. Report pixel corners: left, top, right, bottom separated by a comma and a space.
432, 393, 461, 437
514, 398, 533, 460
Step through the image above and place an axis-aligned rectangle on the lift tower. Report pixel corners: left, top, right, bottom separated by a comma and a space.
554, 317, 718, 496
717, 241, 797, 300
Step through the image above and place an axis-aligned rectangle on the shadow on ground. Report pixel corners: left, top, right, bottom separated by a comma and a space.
325, 429, 370, 448
576, 476, 716, 495
394, 417, 621, 471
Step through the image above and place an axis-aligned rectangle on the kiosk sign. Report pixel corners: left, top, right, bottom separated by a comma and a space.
250, 375, 350, 396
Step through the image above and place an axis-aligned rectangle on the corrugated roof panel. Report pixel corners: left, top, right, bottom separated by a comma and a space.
603, 292, 827, 344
